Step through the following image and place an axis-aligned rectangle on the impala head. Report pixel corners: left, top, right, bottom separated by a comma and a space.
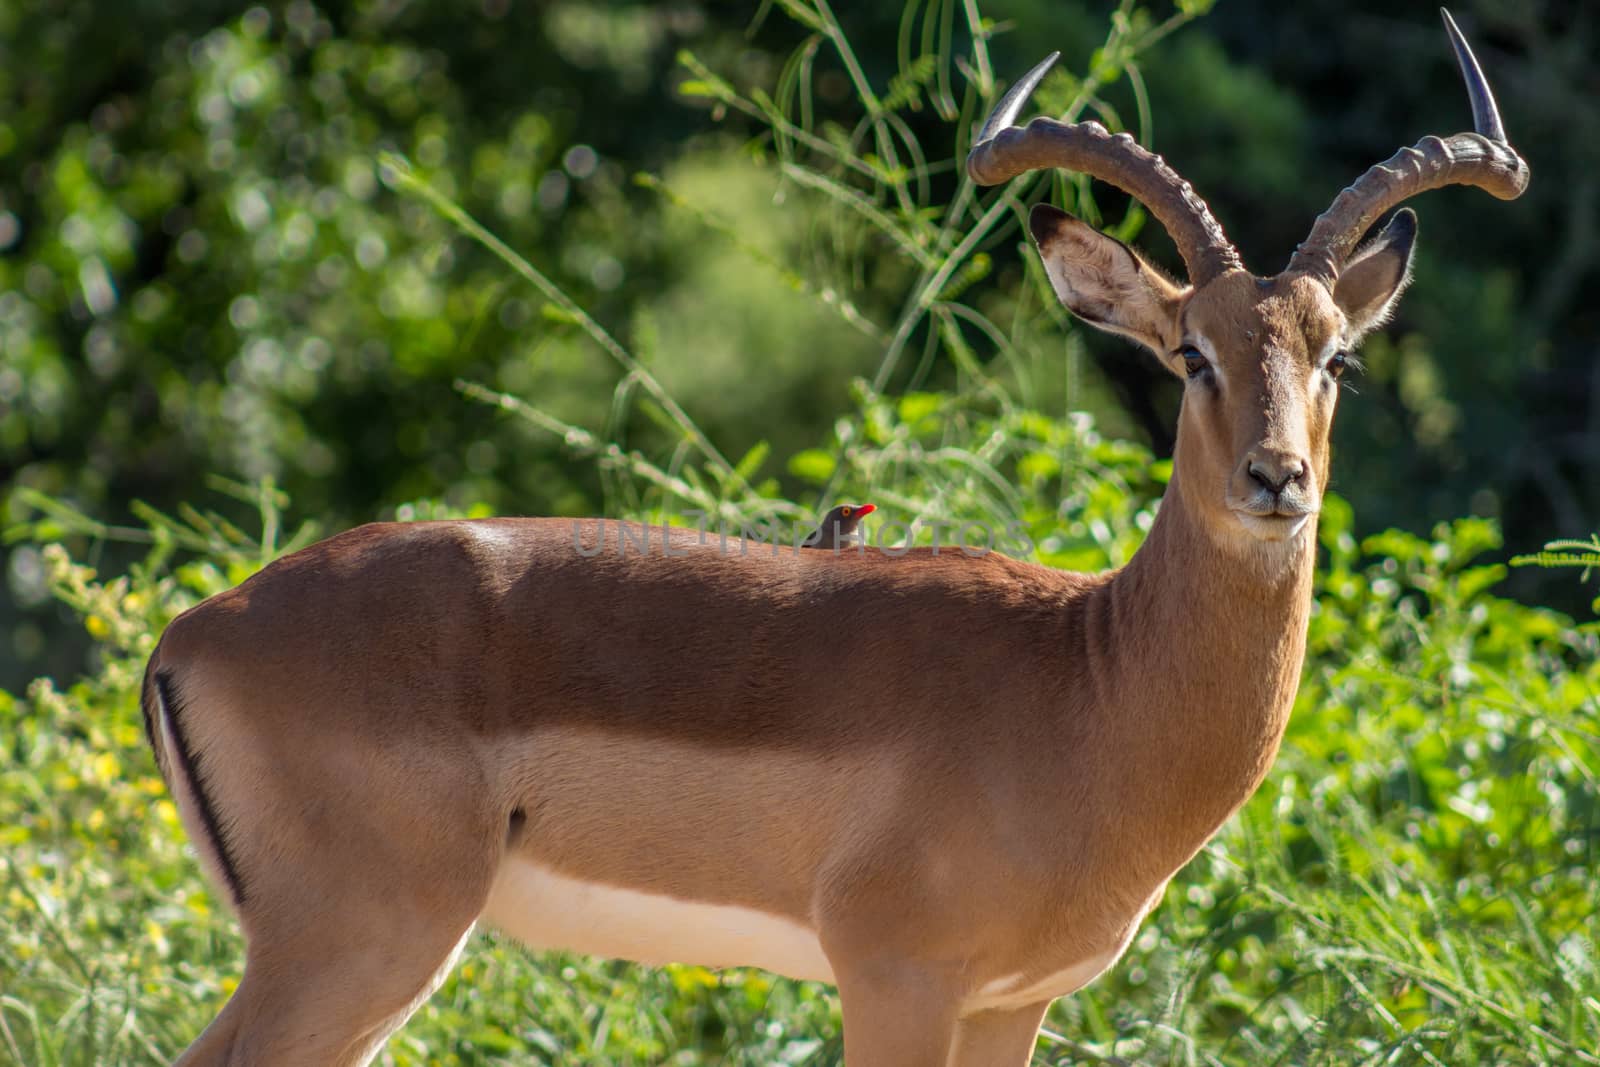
969, 9, 1528, 549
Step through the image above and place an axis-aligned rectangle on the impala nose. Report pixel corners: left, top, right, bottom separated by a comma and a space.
1246, 452, 1307, 495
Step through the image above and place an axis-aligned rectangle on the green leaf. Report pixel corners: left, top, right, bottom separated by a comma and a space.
897, 392, 943, 426
1455, 563, 1507, 601
540, 303, 580, 325
734, 441, 771, 482
677, 80, 719, 98
1017, 451, 1061, 482
786, 449, 837, 484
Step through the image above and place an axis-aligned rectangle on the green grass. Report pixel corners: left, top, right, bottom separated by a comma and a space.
4, 1, 1598, 1062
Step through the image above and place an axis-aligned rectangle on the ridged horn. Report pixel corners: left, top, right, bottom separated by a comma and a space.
966, 52, 1243, 286
1286, 8, 1530, 284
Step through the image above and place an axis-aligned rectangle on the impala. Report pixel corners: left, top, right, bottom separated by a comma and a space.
144, 11, 1527, 1065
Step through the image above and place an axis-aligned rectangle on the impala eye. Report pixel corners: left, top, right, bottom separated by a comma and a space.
1179, 344, 1208, 379
1328, 350, 1351, 378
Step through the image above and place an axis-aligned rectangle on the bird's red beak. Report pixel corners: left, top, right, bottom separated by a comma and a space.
854, 503, 876, 517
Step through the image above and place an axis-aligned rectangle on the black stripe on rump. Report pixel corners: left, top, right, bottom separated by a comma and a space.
156, 670, 248, 906
139, 658, 159, 763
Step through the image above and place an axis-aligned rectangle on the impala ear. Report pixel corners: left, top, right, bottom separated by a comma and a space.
1334, 208, 1417, 341
1030, 203, 1185, 357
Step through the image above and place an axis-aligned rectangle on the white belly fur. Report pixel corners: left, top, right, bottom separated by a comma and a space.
482, 856, 836, 984
485, 858, 1159, 1013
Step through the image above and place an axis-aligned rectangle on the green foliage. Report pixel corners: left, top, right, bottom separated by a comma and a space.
1512, 534, 1600, 612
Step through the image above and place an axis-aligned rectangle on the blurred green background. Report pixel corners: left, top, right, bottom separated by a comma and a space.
1, 1, 1587, 680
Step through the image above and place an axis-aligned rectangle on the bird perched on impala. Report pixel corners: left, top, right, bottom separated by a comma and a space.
801, 503, 875, 550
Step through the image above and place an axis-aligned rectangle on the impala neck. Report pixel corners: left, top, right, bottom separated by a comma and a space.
1092, 471, 1317, 879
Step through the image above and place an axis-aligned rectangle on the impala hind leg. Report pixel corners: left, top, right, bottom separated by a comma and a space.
946, 1001, 1051, 1066
156, 710, 503, 1066
173, 908, 478, 1067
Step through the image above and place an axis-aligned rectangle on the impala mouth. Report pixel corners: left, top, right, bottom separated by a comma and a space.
1230, 505, 1315, 542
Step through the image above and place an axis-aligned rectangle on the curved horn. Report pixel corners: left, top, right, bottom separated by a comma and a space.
1286, 9, 1530, 283
966, 53, 1243, 286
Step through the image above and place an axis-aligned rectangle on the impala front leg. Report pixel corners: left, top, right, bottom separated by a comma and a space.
832, 957, 966, 1067
946, 1001, 1052, 1066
